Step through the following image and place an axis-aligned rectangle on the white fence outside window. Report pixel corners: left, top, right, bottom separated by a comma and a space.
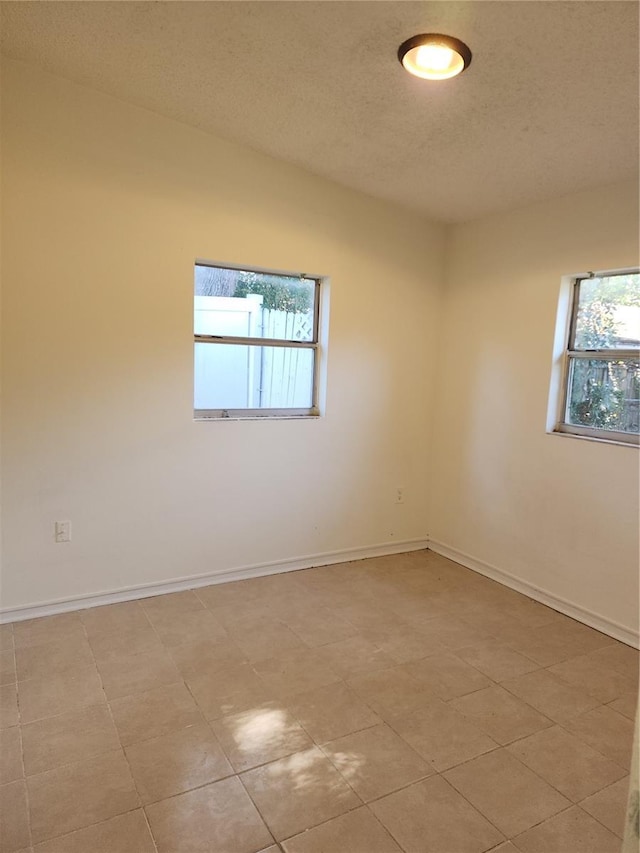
194, 295, 315, 410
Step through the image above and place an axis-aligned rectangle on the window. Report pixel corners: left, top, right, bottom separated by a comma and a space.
555, 270, 639, 445
194, 263, 322, 418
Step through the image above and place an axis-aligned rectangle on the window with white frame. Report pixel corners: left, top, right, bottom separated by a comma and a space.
194, 263, 321, 418
556, 270, 639, 445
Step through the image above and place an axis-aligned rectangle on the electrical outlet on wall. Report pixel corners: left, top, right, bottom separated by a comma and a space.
54, 521, 72, 543
395, 488, 405, 504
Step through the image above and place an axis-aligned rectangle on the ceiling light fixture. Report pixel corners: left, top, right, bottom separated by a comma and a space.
398, 33, 472, 80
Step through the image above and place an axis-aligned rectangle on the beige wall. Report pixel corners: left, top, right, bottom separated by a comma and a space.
430, 182, 640, 639
0, 60, 444, 609
2, 60, 638, 643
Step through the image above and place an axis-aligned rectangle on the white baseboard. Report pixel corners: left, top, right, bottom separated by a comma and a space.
428, 540, 640, 650
5, 536, 637, 650
0, 537, 430, 624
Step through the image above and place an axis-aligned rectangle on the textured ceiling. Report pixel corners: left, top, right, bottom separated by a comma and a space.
1, 1, 638, 222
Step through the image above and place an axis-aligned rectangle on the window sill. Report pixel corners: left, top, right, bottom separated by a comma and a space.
549, 428, 639, 448
194, 415, 321, 422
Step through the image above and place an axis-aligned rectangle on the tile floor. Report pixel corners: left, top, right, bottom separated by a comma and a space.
0, 550, 637, 853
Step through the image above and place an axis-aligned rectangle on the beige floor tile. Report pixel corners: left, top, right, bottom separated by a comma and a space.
125, 721, 232, 803
147, 608, 229, 648
506, 598, 568, 629
562, 704, 635, 768
321, 723, 432, 802
451, 684, 553, 744
282, 807, 402, 853
169, 637, 248, 680
390, 698, 498, 771
12, 614, 85, 650
506, 623, 614, 667
15, 637, 93, 682
2, 559, 633, 853
0, 685, 19, 729
88, 624, 163, 663
146, 776, 273, 853
583, 643, 640, 680
80, 601, 150, 637
411, 616, 495, 650
0, 625, 13, 653
253, 649, 340, 699
109, 682, 203, 746
209, 598, 276, 629
27, 750, 139, 843
513, 805, 620, 852
235, 572, 310, 604
387, 599, 454, 628
0, 728, 22, 785
187, 662, 274, 721
459, 607, 534, 646
0, 652, 16, 686
347, 666, 438, 720
538, 620, 615, 653
331, 603, 401, 634
444, 748, 571, 837
502, 669, 600, 722
240, 746, 360, 840
139, 590, 205, 618
97, 648, 181, 700
548, 654, 637, 703
404, 652, 492, 699
503, 632, 576, 667
361, 624, 447, 664
369, 775, 504, 853
507, 725, 627, 801
22, 703, 119, 776
607, 691, 638, 720
17, 665, 105, 724
320, 636, 394, 678
288, 682, 381, 744
0, 780, 30, 853
226, 618, 305, 663
32, 810, 155, 853
456, 639, 540, 682
580, 776, 630, 837
385, 592, 449, 621
196, 579, 265, 610
211, 701, 312, 772
282, 607, 359, 648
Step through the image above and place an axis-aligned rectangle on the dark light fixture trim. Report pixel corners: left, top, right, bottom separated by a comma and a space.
398, 33, 472, 80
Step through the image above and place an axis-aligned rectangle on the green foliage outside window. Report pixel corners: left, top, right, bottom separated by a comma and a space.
568, 273, 640, 433
195, 267, 313, 314
234, 273, 312, 314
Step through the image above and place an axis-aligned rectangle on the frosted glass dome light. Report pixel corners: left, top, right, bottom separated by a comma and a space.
398, 34, 472, 80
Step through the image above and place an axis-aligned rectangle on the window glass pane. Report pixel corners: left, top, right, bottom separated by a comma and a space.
566, 357, 640, 434
573, 273, 640, 349
194, 343, 314, 410
194, 266, 315, 342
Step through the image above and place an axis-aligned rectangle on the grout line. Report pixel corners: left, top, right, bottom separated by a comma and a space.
84, 611, 160, 853
11, 636, 34, 851
234, 769, 279, 848
276, 802, 397, 849
575, 799, 626, 840
361, 803, 413, 853
29, 804, 144, 849
21, 616, 140, 848
444, 740, 627, 844
140, 806, 160, 853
